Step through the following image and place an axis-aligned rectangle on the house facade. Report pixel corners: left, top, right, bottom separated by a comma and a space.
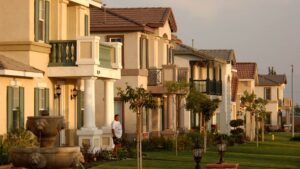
0, 0, 122, 150
255, 67, 287, 130
90, 7, 190, 138
235, 62, 258, 140
173, 45, 237, 134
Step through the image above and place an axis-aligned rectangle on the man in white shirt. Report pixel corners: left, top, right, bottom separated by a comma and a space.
111, 114, 122, 153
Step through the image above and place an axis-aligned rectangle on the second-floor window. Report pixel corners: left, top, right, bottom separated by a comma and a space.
167, 46, 174, 65
34, 88, 49, 116
38, 0, 45, 41
140, 36, 149, 69
264, 87, 271, 100
107, 35, 124, 68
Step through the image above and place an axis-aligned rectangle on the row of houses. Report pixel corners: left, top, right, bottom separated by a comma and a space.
0, 0, 291, 150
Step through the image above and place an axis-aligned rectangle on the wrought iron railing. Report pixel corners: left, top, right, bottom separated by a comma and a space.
193, 80, 207, 93
192, 79, 222, 96
148, 68, 162, 86
49, 40, 77, 66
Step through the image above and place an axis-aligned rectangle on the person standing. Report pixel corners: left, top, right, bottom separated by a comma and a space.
112, 114, 122, 154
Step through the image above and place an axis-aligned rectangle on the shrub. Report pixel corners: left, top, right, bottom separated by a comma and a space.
290, 135, 300, 141
117, 147, 128, 160
142, 137, 174, 152
0, 137, 9, 165
230, 128, 244, 135
230, 119, 244, 128
4, 128, 38, 149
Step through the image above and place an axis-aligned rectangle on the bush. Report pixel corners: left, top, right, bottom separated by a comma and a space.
0, 137, 9, 165
4, 128, 38, 149
230, 119, 244, 128
117, 148, 128, 160
290, 135, 300, 141
230, 128, 244, 135
142, 137, 174, 152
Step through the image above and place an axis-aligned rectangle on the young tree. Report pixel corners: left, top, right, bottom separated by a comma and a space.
186, 89, 220, 152
117, 85, 157, 169
255, 98, 268, 142
240, 91, 256, 141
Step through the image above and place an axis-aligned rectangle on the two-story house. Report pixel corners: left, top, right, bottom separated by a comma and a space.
90, 7, 189, 138
255, 67, 287, 131
173, 44, 237, 134
236, 62, 258, 140
0, 0, 122, 151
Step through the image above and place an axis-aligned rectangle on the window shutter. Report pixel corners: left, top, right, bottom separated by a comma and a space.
34, 0, 40, 42
34, 88, 39, 116
45, 88, 49, 112
84, 15, 88, 36
146, 39, 149, 69
45, 0, 50, 43
77, 90, 83, 129
139, 37, 142, 69
7, 86, 13, 132
19, 87, 25, 128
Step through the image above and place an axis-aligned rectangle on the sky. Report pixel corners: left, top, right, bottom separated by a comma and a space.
103, 0, 300, 104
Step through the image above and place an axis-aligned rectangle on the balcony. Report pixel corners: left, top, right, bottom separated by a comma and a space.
47, 36, 122, 79
192, 79, 222, 96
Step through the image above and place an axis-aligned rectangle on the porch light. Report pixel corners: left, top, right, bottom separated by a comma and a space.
71, 86, 78, 100
193, 139, 203, 169
55, 85, 61, 98
217, 137, 226, 164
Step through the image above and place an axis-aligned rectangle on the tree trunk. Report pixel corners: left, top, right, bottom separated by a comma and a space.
203, 114, 207, 153
250, 113, 253, 141
200, 113, 203, 132
262, 119, 265, 142
256, 114, 258, 147
136, 109, 142, 169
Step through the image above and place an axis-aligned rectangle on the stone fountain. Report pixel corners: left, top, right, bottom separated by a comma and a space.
10, 111, 84, 169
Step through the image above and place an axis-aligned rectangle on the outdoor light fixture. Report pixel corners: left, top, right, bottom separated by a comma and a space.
193, 139, 203, 169
217, 137, 227, 164
70, 86, 78, 100
55, 85, 61, 98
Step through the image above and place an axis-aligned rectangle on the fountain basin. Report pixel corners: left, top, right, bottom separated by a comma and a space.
10, 147, 83, 169
26, 116, 65, 147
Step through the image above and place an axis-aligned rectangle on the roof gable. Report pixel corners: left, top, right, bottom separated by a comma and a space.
90, 7, 177, 33
236, 62, 257, 80
199, 49, 236, 64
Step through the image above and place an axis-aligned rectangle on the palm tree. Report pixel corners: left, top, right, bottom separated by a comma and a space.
240, 91, 256, 141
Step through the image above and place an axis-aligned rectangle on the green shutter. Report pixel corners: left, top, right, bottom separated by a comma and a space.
34, 88, 39, 116
34, 0, 40, 42
45, 88, 49, 112
146, 39, 149, 69
45, 0, 50, 43
19, 87, 24, 128
77, 91, 83, 129
7, 86, 13, 132
84, 15, 88, 36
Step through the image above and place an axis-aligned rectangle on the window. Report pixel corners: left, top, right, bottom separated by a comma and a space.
139, 36, 149, 69
265, 112, 271, 124
35, 0, 49, 42
107, 35, 124, 68
142, 109, 149, 132
34, 88, 49, 116
264, 87, 271, 100
77, 91, 84, 129
167, 46, 174, 65
38, 0, 45, 41
114, 98, 124, 129
84, 15, 88, 36
7, 86, 24, 131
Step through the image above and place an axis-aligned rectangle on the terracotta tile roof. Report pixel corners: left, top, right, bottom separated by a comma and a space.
90, 7, 177, 33
0, 55, 43, 73
236, 62, 257, 79
199, 49, 236, 64
231, 71, 239, 102
258, 74, 287, 86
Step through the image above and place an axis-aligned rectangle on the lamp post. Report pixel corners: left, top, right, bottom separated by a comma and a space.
217, 137, 226, 164
71, 86, 78, 100
291, 65, 294, 137
193, 139, 204, 169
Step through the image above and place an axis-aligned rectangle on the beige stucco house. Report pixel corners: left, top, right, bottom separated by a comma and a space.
90, 7, 192, 138
0, 0, 122, 151
255, 67, 287, 130
173, 45, 237, 134
236, 62, 258, 140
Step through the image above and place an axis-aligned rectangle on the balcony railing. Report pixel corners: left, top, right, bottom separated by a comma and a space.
192, 79, 222, 96
148, 68, 162, 86
99, 44, 115, 69
49, 40, 77, 66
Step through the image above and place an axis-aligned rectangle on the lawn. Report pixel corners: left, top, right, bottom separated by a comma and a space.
91, 132, 300, 169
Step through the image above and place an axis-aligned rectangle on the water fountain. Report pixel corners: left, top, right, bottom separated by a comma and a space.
10, 110, 84, 169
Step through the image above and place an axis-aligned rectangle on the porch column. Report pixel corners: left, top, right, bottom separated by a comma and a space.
104, 79, 115, 127
83, 77, 97, 129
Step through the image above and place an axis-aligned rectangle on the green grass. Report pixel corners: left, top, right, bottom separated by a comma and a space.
91, 132, 300, 169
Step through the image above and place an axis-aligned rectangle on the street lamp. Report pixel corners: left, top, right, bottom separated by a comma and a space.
217, 137, 226, 164
193, 139, 204, 169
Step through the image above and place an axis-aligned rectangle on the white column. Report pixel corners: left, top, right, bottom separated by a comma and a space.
104, 79, 115, 127
83, 77, 97, 129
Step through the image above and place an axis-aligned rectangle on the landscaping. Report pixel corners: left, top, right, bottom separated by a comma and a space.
91, 132, 300, 169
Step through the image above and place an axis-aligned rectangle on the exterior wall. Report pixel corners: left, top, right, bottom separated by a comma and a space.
0, 0, 34, 42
